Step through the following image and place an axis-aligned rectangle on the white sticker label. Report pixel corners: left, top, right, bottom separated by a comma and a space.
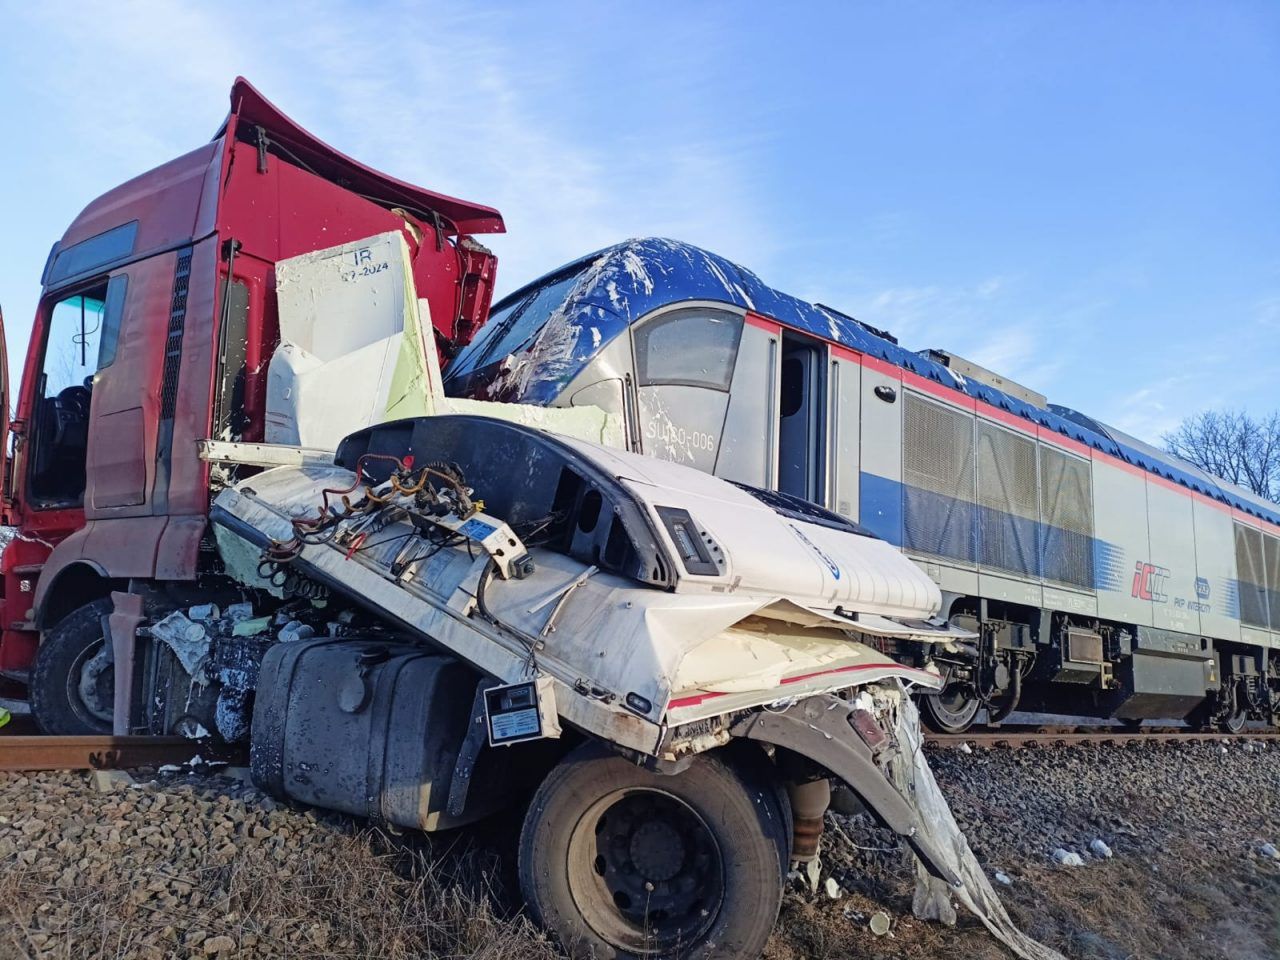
490, 707, 540, 742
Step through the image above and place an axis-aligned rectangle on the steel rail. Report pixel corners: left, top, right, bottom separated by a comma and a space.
0, 735, 201, 772
925, 730, 1280, 750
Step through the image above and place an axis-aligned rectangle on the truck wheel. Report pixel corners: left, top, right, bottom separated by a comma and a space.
31, 598, 117, 735
518, 743, 786, 959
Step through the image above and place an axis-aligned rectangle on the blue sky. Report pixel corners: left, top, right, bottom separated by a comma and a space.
0, 1, 1276, 443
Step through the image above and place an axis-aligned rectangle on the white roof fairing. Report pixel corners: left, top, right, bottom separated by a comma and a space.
550, 432, 943, 621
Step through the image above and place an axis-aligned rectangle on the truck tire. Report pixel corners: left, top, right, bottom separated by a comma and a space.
31, 598, 117, 735
518, 742, 786, 959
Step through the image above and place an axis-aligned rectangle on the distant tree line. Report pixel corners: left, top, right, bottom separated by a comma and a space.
1164, 409, 1280, 504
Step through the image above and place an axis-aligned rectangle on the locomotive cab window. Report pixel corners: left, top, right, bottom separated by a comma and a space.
28, 276, 126, 506
633, 308, 743, 389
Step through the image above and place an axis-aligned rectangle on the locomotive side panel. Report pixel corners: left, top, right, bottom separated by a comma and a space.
827, 351, 862, 521
1092, 459, 1155, 628
858, 365, 905, 548
1192, 499, 1241, 644
1145, 482, 1203, 636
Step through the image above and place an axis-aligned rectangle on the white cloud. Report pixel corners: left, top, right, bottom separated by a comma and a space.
3, 0, 770, 308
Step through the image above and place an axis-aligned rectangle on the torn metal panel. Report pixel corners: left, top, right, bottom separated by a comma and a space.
266, 232, 625, 451
887, 691, 1069, 960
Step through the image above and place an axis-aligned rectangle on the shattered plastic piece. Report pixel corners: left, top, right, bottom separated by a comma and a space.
157, 764, 184, 774
958, 741, 972, 754
1089, 839, 1113, 859
188, 603, 220, 621
824, 877, 842, 899
225, 602, 255, 621
869, 912, 891, 936
1051, 849, 1085, 867
1259, 842, 1280, 860
279, 620, 316, 643
150, 612, 212, 674
231, 617, 272, 638
994, 871, 1013, 886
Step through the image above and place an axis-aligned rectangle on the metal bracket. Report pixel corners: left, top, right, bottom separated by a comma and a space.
446, 677, 500, 817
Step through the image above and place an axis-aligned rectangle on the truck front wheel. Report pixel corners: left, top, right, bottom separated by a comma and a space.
31, 598, 117, 735
518, 742, 785, 959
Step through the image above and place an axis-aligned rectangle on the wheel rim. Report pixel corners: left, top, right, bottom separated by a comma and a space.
923, 685, 981, 734
67, 638, 114, 728
566, 788, 724, 955
1223, 709, 1247, 734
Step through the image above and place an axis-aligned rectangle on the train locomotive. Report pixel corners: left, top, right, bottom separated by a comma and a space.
445, 237, 1280, 734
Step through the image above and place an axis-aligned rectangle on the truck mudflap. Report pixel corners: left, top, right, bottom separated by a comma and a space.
731, 690, 1066, 960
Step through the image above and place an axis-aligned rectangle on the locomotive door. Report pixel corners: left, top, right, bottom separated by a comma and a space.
777, 332, 828, 503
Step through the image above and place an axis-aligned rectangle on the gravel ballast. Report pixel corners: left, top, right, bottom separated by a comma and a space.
2, 739, 1278, 960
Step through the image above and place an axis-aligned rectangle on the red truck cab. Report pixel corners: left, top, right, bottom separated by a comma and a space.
0, 79, 503, 727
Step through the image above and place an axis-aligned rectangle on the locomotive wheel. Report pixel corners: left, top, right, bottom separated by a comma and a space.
920, 685, 981, 734
1220, 708, 1248, 735
30, 598, 117, 735
518, 742, 786, 959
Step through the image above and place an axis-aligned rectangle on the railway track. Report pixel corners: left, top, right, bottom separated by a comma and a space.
925, 729, 1280, 749
0, 735, 204, 772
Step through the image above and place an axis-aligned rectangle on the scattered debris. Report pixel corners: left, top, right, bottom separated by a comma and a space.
1259, 842, 1280, 860
149, 611, 213, 675
824, 876, 843, 899
958, 741, 973, 754
1051, 848, 1085, 867
91, 769, 133, 793
869, 911, 892, 936
1089, 838, 1114, 859
994, 870, 1013, 886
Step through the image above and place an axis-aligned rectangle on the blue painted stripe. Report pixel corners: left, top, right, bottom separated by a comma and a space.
861, 472, 1098, 591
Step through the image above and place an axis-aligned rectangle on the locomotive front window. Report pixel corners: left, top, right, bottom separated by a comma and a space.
633, 308, 743, 390
450, 268, 585, 377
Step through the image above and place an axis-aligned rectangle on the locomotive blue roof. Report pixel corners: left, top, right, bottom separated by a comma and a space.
471, 237, 1280, 531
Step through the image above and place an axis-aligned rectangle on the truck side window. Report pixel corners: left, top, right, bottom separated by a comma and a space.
28, 276, 125, 506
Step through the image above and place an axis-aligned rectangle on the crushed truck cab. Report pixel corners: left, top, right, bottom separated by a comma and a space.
203, 414, 1059, 960
211, 415, 951, 752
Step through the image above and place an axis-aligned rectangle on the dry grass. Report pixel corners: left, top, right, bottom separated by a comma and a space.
0, 773, 559, 960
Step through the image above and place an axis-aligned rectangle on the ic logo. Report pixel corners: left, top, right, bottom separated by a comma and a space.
1131, 562, 1170, 603
1195, 577, 1211, 601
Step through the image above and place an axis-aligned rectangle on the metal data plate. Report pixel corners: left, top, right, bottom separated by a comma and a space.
484, 679, 548, 746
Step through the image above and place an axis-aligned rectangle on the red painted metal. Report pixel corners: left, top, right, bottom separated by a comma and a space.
0, 79, 506, 692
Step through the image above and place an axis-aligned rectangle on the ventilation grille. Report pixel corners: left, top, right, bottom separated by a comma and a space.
903, 393, 976, 563
977, 421, 1039, 576
159, 249, 193, 422
1268, 534, 1280, 630
1040, 445, 1095, 589
1235, 523, 1269, 629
